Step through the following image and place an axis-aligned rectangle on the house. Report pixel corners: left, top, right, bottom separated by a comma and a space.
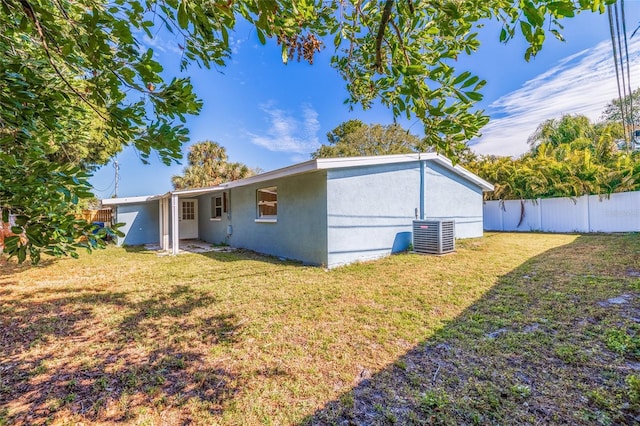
101, 153, 494, 268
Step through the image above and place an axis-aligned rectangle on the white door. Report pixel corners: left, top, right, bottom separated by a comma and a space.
179, 199, 198, 239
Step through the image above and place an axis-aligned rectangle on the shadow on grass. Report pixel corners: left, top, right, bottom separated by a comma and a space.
303, 235, 640, 425
122, 243, 308, 268
0, 284, 243, 424
0, 258, 56, 288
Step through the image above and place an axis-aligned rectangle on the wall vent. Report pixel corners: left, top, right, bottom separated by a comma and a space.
412, 220, 455, 254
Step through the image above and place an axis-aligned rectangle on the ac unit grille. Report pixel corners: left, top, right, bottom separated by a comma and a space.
413, 220, 455, 254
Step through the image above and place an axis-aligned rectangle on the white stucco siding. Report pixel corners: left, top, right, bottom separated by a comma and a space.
326, 163, 421, 268
423, 162, 484, 238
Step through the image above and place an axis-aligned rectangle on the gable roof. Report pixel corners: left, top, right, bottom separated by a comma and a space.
102, 153, 493, 205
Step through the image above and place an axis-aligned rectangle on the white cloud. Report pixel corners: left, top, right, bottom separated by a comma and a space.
471, 37, 640, 157
247, 103, 321, 154
141, 34, 184, 56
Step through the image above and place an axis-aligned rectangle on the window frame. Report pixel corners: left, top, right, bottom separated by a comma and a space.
210, 194, 223, 220
256, 186, 277, 222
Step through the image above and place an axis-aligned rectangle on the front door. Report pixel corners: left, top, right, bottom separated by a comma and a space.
179, 199, 198, 239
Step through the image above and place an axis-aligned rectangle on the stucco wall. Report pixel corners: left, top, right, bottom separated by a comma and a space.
326, 162, 420, 268
116, 202, 159, 246
197, 191, 230, 245
423, 162, 484, 238
227, 171, 328, 265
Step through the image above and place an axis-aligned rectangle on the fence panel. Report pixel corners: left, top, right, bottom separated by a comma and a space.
482, 200, 503, 231
588, 192, 640, 232
540, 196, 589, 233
483, 191, 640, 233
78, 209, 113, 225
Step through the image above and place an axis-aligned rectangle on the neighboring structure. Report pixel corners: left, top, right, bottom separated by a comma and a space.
102, 153, 493, 268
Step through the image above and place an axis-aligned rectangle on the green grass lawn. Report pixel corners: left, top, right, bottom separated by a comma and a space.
1, 233, 639, 425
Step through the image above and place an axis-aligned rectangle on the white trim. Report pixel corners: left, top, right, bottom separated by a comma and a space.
160, 198, 169, 251
254, 218, 277, 223
100, 153, 494, 207
228, 153, 493, 192
173, 185, 226, 197
316, 153, 436, 169
101, 195, 159, 205
429, 156, 494, 192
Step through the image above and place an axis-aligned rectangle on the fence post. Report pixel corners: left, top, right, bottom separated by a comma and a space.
587, 195, 591, 233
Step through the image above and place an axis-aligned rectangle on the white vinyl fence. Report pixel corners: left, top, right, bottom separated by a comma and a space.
484, 191, 640, 233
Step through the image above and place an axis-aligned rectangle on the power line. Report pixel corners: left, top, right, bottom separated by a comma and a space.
608, 1, 635, 151
621, 0, 635, 140
608, 4, 628, 147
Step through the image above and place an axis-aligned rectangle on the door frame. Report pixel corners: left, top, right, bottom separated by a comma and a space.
178, 198, 199, 240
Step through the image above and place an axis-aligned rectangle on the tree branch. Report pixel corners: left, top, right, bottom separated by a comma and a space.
389, 19, 410, 65
407, 0, 414, 15
19, 0, 108, 121
375, 0, 394, 72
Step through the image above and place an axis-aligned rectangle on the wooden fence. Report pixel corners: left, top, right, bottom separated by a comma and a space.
79, 209, 113, 225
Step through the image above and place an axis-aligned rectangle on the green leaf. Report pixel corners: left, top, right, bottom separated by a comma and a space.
550, 29, 565, 42
402, 65, 425, 76
547, 1, 576, 17
177, 2, 189, 29
520, 21, 533, 42
461, 75, 479, 89
17, 246, 26, 263
257, 28, 266, 45
454, 71, 471, 85
522, 0, 545, 27
500, 27, 508, 42
465, 91, 483, 101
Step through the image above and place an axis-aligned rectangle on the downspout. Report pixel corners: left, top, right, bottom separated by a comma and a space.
419, 157, 425, 220
226, 189, 233, 244
171, 193, 179, 255
158, 198, 163, 250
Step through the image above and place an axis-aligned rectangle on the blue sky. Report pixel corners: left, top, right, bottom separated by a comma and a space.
91, 5, 640, 198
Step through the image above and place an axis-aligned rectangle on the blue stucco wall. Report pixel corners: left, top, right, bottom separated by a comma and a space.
423, 162, 484, 238
116, 202, 159, 246
227, 171, 328, 265
325, 160, 485, 267
197, 191, 230, 245
326, 162, 421, 268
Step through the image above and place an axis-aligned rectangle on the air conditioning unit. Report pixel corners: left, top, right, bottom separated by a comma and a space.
412, 220, 455, 254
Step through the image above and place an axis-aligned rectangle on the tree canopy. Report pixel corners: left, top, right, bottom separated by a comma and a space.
172, 141, 253, 189
1, 0, 615, 262
466, 115, 638, 200
602, 86, 640, 127
312, 120, 423, 158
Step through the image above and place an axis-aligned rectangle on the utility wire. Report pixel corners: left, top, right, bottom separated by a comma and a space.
615, 3, 630, 142
608, 4, 629, 147
91, 176, 116, 193
620, 0, 635, 143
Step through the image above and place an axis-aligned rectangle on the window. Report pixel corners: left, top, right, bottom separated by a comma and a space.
182, 200, 195, 220
211, 195, 223, 219
257, 186, 277, 219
